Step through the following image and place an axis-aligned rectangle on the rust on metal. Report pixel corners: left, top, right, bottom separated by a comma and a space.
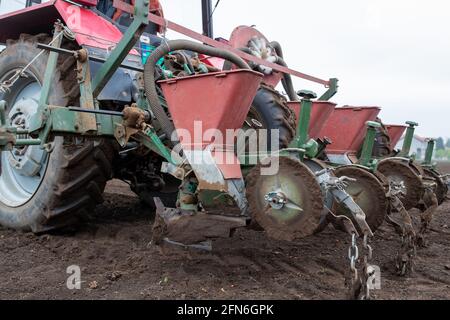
152, 198, 246, 245
75, 50, 97, 133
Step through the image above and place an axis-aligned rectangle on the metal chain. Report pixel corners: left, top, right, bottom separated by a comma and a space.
347, 232, 363, 299
348, 232, 359, 284
347, 231, 377, 300
361, 233, 375, 300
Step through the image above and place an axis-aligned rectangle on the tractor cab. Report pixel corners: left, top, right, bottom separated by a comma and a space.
97, 0, 163, 35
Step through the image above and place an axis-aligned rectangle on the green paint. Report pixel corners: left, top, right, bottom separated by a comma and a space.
15, 139, 42, 146
29, 27, 63, 134
359, 121, 381, 168
319, 78, 339, 101
423, 139, 435, 166
0, 100, 6, 126
92, 0, 149, 97
399, 121, 419, 157
289, 90, 319, 159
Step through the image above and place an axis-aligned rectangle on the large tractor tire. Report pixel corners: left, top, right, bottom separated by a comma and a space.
0, 34, 113, 233
372, 119, 392, 158
242, 85, 296, 152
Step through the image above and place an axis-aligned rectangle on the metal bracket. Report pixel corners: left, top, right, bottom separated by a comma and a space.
161, 162, 186, 180
359, 121, 381, 168
92, 0, 149, 97
75, 49, 98, 134
316, 168, 374, 237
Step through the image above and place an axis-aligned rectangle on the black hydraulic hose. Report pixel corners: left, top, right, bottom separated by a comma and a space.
274, 56, 299, 101
270, 41, 284, 59
178, 51, 196, 74
223, 47, 258, 70
225, 42, 298, 101
143, 40, 251, 145
270, 41, 299, 101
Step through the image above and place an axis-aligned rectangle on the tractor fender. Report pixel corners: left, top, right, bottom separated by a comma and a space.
0, 0, 142, 104
0, 0, 126, 51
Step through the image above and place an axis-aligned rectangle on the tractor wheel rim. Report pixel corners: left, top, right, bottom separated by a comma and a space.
0, 69, 48, 207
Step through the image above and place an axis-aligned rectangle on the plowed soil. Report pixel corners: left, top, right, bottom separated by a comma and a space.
0, 180, 449, 300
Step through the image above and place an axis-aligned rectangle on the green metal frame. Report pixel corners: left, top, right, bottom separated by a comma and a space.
92, 0, 149, 96
349, 120, 438, 173
319, 78, 339, 101
359, 121, 381, 169
289, 90, 319, 159
399, 121, 419, 157
423, 138, 436, 167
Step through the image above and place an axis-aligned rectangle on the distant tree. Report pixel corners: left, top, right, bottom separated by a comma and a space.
436, 137, 445, 150
446, 138, 450, 149
436, 149, 450, 160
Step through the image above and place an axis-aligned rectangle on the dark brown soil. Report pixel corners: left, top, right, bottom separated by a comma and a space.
437, 161, 450, 174
0, 180, 449, 300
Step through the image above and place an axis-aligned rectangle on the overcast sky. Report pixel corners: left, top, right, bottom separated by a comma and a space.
1, 0, 449, 138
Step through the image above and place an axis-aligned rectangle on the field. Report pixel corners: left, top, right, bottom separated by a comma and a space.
0, 180, 449, 300
437, 161, 450, 174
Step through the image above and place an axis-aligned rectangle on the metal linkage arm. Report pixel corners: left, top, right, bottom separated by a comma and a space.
399, 121, 419, 157
359, 121, 381, 168
0, 101, 42, 151
92, 0, 149, 97
315, 168, 374, 237
423, 138, 435, 166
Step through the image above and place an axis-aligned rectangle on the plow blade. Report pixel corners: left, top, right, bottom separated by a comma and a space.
152, 198, 246, 245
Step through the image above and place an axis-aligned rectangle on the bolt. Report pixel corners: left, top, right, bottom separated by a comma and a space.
406, 121, 419, 127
